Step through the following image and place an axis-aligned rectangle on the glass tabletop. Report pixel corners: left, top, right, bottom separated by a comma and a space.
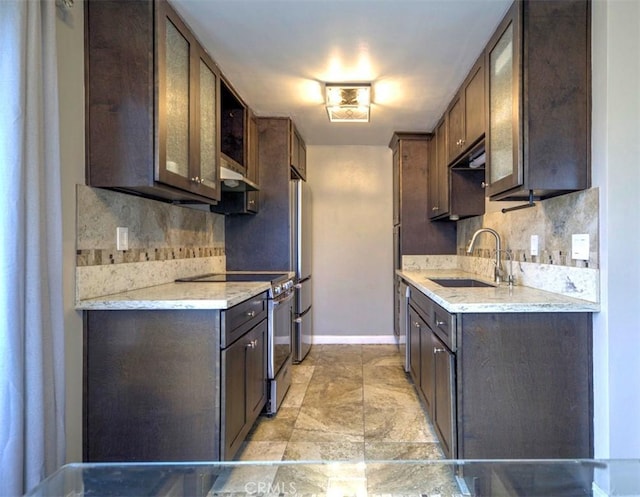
24, 459, 640, 497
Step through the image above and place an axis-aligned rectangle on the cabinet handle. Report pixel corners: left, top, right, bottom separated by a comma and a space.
246, 310, 256, 318
434, 347, 446, 354
432, 206, 439, 211
436, 320, 446, 327
248, 200, 255, 205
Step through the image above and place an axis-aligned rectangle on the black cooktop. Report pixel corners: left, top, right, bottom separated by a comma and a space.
175, 272, 288, 283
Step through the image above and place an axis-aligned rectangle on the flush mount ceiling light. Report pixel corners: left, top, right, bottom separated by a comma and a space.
325, 83, 371, 123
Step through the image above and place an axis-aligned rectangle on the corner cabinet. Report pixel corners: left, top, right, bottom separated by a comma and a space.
86, 0, 221, 204
485, 0, 591, 201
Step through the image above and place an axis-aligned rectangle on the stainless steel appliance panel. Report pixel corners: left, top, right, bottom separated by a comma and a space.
268, 288, 294, 379
295, 276, 312, 314
291, 177, 313, 362
294, 306, 313, 363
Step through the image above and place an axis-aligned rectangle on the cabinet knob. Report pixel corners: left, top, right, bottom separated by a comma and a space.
248, 200, 255, 205
432, 206, 439, 211
433, 347, 446, 354
191, 176, 200, 183
481, 181, 489, 189
414, 321, 421, 328
246, 339, 258, 350
436, 320, 446, 327
246, 310, 256, 318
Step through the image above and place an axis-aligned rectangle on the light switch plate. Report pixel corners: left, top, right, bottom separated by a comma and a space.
116, 227, 129, 251
571, 234, 589, 260
530, 235, 539, 256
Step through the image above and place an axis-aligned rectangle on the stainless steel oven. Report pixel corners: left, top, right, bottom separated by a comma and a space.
267, 282, 294, 414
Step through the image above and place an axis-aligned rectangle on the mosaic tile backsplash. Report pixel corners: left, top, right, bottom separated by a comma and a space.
457, 188, 599, 268
76, 185, 225, 266
76, 185, 226, 300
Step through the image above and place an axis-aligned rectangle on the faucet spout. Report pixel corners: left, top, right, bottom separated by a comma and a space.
466, 228, 503, 284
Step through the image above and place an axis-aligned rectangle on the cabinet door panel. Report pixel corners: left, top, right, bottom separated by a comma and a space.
464, 60, 485, 147
447, 95, 464, 162
222, 336, 247, 458
486, 3, 523, 197
436, 119, 449, 216
434, 340, 455, 458
245, 320, 267, 420
197, 56, 220, 199
420, 326, 436, 416
163, 17, 191, 181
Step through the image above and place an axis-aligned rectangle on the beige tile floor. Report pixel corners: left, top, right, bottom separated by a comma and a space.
209, 344, 459, 495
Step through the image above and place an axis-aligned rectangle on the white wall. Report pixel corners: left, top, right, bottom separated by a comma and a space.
56, 2, 85, 462
591, 0, 640, 458
307, 146, 394, 342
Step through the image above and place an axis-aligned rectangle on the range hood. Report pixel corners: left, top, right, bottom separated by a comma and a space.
220, 165, 259, 192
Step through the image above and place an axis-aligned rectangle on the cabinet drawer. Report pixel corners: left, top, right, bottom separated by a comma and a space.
431, 301, 456, 351
409, 288, 434, 324
221, 292, 268, 348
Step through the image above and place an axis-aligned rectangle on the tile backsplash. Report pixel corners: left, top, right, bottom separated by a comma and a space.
457, 187, 599, 268
76, 185, 226, 300
77, 184, 224, 262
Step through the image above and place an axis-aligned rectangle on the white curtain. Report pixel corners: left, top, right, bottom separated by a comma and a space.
0, 0, 66, 495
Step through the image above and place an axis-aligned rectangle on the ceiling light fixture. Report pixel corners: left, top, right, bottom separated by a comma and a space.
325, 83, 371, 123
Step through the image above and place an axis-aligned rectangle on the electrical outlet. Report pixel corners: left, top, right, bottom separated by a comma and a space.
116, 227, 129, 251
571, 234, 589, 260
530, 235, 539, 256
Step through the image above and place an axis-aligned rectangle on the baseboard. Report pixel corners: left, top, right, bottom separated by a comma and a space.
312, 335, 401, 345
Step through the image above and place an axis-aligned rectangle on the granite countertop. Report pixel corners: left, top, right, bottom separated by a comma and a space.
75, 281, 272, 310
398, 269, 600, 313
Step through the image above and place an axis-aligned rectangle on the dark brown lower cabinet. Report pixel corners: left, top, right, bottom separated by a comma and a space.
84, 295, 268, 463
432, 337, 455, 458
221, 319, 267, 459
407, 285, 593, 459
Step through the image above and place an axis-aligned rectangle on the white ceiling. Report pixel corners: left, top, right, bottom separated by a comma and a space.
171, 0, 512, 147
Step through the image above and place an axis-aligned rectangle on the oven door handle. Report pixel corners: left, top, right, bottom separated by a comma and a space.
272, 289, 294, 305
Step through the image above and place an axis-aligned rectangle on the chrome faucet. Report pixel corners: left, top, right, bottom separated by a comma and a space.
466, 228, 503, 284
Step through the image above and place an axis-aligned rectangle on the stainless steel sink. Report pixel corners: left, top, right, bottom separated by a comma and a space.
429, 278, 495, 288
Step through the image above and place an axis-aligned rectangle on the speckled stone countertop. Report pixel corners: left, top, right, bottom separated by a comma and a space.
398, 269, 600, 313
75, 281, 272, 310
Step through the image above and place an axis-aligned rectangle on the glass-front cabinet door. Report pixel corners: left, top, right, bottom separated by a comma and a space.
157, 2, 220, 202
157, 6, 193, 192
196, 53, 220, 201
485, 1, 522, 199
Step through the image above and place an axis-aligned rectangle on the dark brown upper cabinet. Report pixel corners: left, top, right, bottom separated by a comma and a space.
220, 79, 247, 175
85, 0, 221, 204
485, 0, 591, 201
447, 54, 485, 165
428, 119, 449, 219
